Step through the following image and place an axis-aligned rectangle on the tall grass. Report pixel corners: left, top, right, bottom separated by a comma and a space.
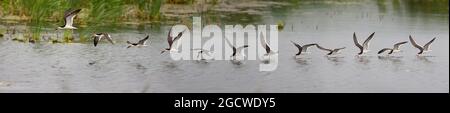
19, 0, 61, 41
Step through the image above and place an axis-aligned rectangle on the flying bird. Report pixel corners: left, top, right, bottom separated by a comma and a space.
92, 33, 114, 47
316, 44, 346, 56
259, 33, 277, 56
57, 9, 82, 30
224, 37, 249, 61
290, 41, 317, 56
353, 32, 375, 55
192, 48, 213, 61
161, 28, 185, 54
377, 41, 408, 55
409, 35, 436, 55
127, 35, 150, 48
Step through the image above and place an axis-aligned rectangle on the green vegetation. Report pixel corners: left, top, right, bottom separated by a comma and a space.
0, 0, 448, 43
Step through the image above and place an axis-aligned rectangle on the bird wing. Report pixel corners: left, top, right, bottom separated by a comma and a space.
423, 37, 436, 51
167, 28, 174, 47
224, 36, 235, 49
316, 44, 333, 52
329, 47, 346, 55
393, 41, 408, 50
64, 9, 81, 27
259, 33, 271, 54
126, 41, 133, 45
409, 35, 424, 51
104, 33, 114, 44
170, 30, 184, 48
224, 37, 237, 56
362, 32, 375, 50
138, 35, 149, 45
93, 35, 100, 47
192, 48, 210, 52
335, 47, 346, 51
378, 48, 393, 54
290, 41, 302, 55
353, 32, 363, 52
236, 45, 249, 55
301, 43, 317, 52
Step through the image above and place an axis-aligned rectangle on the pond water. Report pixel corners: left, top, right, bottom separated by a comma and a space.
0, 0, 448, 93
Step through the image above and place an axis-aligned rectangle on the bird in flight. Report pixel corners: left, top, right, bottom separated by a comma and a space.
224, 37, 249, 61
290, 41, 317, 56
57, 9, 82, 30
353, 32, 375, 55
316, 44, 346, 56
409, 35, 436, 55
377, 41, 408, 55
127, 35, 150, 48
92, 33, 114, 47
161, 28, 186, 54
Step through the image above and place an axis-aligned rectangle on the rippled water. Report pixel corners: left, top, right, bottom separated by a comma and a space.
0, 0, 448, 93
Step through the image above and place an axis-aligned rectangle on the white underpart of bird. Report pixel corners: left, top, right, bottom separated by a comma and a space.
409, 35, 436, 55
353, 32, 375, 55
57, 9, 81, 30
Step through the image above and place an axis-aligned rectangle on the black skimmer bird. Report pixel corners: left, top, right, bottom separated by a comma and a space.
57, 9, 82, 30
161, 28, 186, 54
192, 48, 213, 61
260, 33, 277, 56
316, 44, 346, 56
409, 35, 436, 55
92, 33, 114, 47
377, 41, 408, 55
224, 37, 249, 61
353, 32, 375, 55
259, 33, 277, 62
290, 41, 317, 56
127, 35, 149, 48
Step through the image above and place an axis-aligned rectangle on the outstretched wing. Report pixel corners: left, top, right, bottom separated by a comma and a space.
224, 36, 235, 49
167, 28, 174, 46
353, 32, 363, 53
378, 48, 393, 54
104, 33, 114, 44
335, 47, 346, 51
393, 41, 408, 50
409, 35, 424, 51
290, 41, 302, 55
138, 35, 149, 45
259, 32, 271, 54
316, 44, 333, 52
93, 35, 100, 47
64, 9, 81, 27
236, 45, 249, 55
302, 43, 317, 52
423, 37, 436, 51
362, 32, 375, 49
224, 37, 236, 56
171, 30, 185, 48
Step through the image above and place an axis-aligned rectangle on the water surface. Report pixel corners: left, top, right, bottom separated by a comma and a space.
0, 0, 448, 93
